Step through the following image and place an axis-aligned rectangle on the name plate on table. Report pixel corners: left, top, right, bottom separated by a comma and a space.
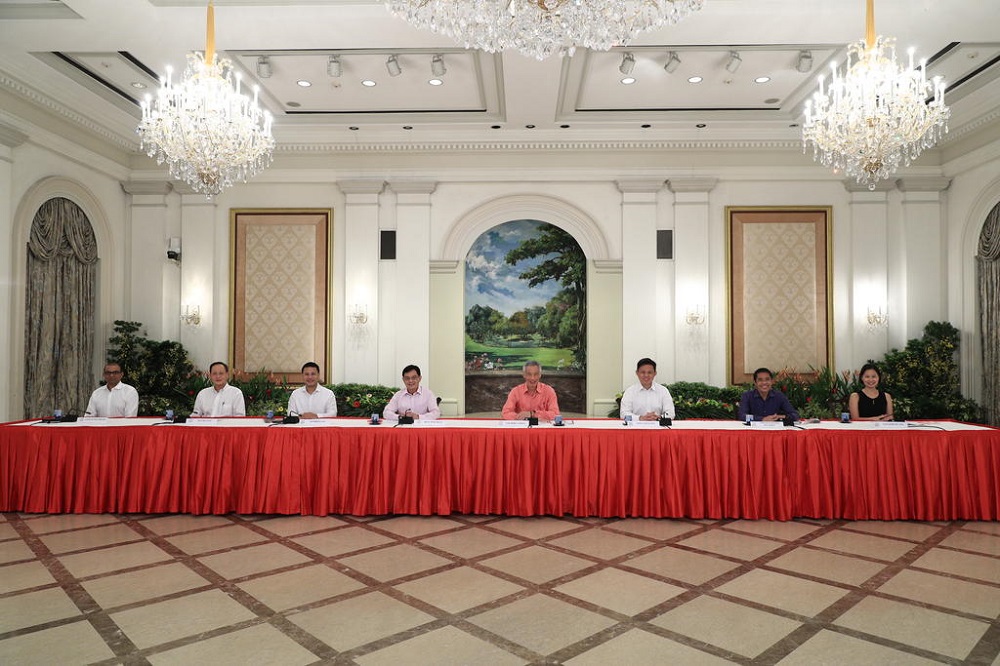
871, 420, 909, 429
185, 418, 222, 425
498, 420, 531, 428
624, 420, 665, 428
749, 421, 785, 429
299, 419, 339, 426
77, 417, 109, 423
411, 419, 447, 427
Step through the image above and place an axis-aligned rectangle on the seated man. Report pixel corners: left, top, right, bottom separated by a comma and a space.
383, 364, 440, 421
288, 362, 337, 418
502, 361, 560, 421
84, 362, 139, 417
620, 357, 675, 421
738, 367, 799, 422
192, 361, 246, 417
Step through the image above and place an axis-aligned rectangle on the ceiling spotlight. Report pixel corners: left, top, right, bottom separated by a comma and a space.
431, 54, 446, 77
327, 55, 342, 78
664, 51, 681, 74
256, 56, 272, 79
725, 51, 742, 73
619, 52, 636, 76
796, 50, 813, 73
386, 55, 402, 77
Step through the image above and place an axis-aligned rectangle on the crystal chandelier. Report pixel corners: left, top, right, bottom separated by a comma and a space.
385, 0, 706, 60
802, 0, 949, 190
137, 2, 274, 197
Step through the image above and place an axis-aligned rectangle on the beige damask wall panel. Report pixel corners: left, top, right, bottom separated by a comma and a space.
232, 210, 331, 382
728, 208, 831, 385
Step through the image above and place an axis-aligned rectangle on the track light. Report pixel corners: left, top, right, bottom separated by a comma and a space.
796, 50, 813, 73
327, 55, 342, 78
386, 54, 402, 77
431, 54, 446, 77
725, 50, 742, 73
619, 52, 635, 76
664, 51, 681, 74
256, 56, 272, 79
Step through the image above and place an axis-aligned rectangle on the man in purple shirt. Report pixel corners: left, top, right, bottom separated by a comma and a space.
383, 365, 440, 421
738, 367, 800, 422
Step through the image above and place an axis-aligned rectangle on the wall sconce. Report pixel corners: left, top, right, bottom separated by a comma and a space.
866, 306, 888, 330
349, 304, 368, 326
180, 305, 201, 326
685, 305, 706, 326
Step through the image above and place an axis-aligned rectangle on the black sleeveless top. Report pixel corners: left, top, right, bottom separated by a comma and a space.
857, 389, 888, 418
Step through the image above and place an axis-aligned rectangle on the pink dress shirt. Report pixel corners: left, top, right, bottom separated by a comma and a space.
501, 382, 560, 420
383, 386, 441, 420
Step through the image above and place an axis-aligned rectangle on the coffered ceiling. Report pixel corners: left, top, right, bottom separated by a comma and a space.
1, 0, 998, 155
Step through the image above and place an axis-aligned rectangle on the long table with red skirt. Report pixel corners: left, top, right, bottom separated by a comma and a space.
1, 417, 997, 520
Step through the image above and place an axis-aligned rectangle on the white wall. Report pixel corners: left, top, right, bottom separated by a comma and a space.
2, 119, 997, 420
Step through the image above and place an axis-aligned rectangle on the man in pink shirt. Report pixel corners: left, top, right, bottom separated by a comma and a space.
502, 361, 560, 421
383, 364, 440, 421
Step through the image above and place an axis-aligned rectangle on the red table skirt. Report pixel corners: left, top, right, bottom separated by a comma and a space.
2, 423, 997, 520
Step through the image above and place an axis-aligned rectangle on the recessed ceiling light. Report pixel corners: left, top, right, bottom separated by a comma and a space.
428, 78, 443, 86
491, 125, 501, 129
764, 97, 780, 104
362, 79, 376, 87
296, 80, 312, 87
560, 124, 570, 128
349, 126, 359, 131
525, 124, 535, 129
286, 101, 301, 108
130, 81, 146, 89
754, 76, 771, 84
621, 76, 636, 85
695, 123, 707, 128
688, 76, 703, 83
641, 124, 651, 128
403, 125, 413, 130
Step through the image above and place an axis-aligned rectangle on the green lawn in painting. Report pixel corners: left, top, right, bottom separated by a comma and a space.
465, 336, 576, 371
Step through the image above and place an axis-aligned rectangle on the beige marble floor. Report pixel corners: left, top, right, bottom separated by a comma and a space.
0, 512, 997, 665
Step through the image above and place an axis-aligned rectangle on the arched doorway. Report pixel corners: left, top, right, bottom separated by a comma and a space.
976, 201, 1000, 426
23, 197, 99, 418
464, 219, 586, 414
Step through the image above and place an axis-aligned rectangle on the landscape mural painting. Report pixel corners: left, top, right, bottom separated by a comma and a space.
464, 219, 587, 414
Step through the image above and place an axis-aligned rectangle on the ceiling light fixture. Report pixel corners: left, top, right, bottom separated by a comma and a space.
327, 55, 342, 78
431, 54, 446, 77
136, 1, 274, 198
687, 75, 702, 83
619, 52, 635, 76
725, 51, 742, 73
385, 0, 705, 60
386, 54, 402, 77
663, 51, 681, 74
754, 76, 770, 84
802, 0, 949, 189
620, 76, 636, 85
256, 56, 272, 79
362, 79, 377, 87
796, 50, 813, 73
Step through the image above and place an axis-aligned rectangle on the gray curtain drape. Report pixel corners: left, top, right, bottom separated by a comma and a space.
24, 197, 99, 418
977, 202, 1000, 427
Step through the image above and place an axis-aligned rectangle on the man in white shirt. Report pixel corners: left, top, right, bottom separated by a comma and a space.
620, 357, 675, 421
84, 362, 139, 417
287, 362, 337, 418
383, 364, 440, 421
192, 361, 246, 417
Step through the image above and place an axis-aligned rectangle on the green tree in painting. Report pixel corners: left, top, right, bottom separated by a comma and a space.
465, 304, 507, 343
505, 223, 587, 367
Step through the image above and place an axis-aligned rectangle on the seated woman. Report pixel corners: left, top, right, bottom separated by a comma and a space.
848, 362, 894, 421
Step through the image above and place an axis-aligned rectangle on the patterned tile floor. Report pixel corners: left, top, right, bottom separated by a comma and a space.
1, 512, 998, 665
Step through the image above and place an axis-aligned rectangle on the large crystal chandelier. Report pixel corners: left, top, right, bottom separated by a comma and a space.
385, 0, 706, 60
802, 0, 949, 189
136, 2, 274, 197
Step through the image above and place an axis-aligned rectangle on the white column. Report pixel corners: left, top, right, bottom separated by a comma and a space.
590, 259, 623, 417
897, 177, 951, 340
429, 260, 463, 416
339, 179, 385, 383
668, 178, 717, 383
176, 189, 218, 367
0, 123, 28, 422
844, 181, 892, 366
388, 181, 436, 385
121, 181, 172, 339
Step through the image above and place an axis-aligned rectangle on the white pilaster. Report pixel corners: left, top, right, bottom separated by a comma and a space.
668, 178, 717, 383
176, 189, 218, 367
0, 123, 28, 422
844, 181, 892, 366
339, 179, 385, 383
122, 181, 172, 339
897, 177, 951, 340
617, 179, 664, 386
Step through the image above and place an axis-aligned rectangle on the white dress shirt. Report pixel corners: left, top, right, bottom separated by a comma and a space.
85, 382, 139, 417
192, 383, 246, 417
620, 382, 675, 419
287, 385, 338, 417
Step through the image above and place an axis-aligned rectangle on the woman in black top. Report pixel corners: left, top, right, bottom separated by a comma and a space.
848, 363, 894, 421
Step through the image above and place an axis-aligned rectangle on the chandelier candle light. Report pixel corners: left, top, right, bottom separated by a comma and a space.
385, 0, 705, 60
802, 0, 949, 189
137, 1, 274, 197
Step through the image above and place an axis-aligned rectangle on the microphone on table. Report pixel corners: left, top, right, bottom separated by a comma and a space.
659, 415, 672, 427
282, 411, 300, 424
